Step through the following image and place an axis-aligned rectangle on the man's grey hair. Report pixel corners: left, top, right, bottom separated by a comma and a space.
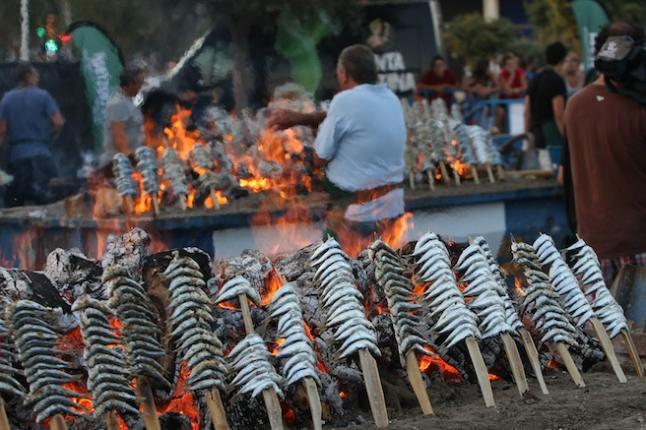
339, 44, 378, 85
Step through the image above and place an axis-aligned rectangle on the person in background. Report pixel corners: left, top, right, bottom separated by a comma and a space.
562, 52, 584, 97
523, 55, 539, 81
417, 55, 458, 107
564, 22, 646, 284
0, 62, 64, 206
465, 60, 499, 99
267, 44, 406, 249
499, 54, 527, 98
99, 66, 146, 168
525, 42, 568, 149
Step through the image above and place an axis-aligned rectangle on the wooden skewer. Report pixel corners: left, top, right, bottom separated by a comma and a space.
105, 410, 121, 430
0, 398, 10, 430
151, 195, 160, 216
210, 188, 221, 210
405, 350, 434, 415
262, 388, 285, 430
358, 349, 389, 428
439, 161, 451, 184
519, 328, 549, 395
452, 169, 461, 186
238, 294, 255, 335
50, 414, 68, 430
302, 377, 323, 430
496, 165, 506, 180
554, 342, 585, 388
179, 194, 187, 211
465, 336, 495, 408
123, 195, 134, 215
589, 318, 627, 383
486, 164, 496, 183
500, 333, 529, 396
206, 388, 230, 430
471, 165, 480, 184
621, 328, 644, 377
137, 376, 162, 430
427, 171, 435, 190
409, 172, 416, 190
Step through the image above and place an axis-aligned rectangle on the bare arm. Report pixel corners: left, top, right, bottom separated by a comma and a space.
552, 95, 565, 135
111, 122, 130, 154
268, 110, 326, 130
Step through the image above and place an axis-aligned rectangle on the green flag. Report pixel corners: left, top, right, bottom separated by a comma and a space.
571, 0, 609, 71
67, 22, 124, 153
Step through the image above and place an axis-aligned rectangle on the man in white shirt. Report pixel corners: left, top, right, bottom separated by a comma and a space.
269, 44, 406, 244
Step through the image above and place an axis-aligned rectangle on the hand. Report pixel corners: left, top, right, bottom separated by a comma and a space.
267, 109, 302, 130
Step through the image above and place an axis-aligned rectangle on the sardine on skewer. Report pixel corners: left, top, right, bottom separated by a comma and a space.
164, 253, 227, 392
268, 283, 319, 388
8, 300, 86, 423
72, 296, 139, 418
412, 232, 481, 352
104, 265, 169, 388
226, 333, 284, 399
134, 146, 160, 197
161, 148, 189, 198
310, 238, 380, 359
566, 238, 628, 339
0, 319, 25, 400
112, 153, 137, 198
369, 240, 433, 366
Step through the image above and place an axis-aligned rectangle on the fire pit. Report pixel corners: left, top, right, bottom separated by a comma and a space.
0, 226, 639, 430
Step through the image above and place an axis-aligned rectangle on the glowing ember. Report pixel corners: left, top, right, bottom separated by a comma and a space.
515, 277, 526, 296
339, 390, 349, 399
271, 338, 286, 356
418, 346, 461, 381
282, 405, 298, 425
62, 381, 93, 416
488, 373, 501, 381
157, 363, 200, 430
261, 270, 283, 306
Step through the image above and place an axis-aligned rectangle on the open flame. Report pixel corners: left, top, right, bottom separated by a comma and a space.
261, 270, 284, 307
418, 346, 461, 382
157, 363, 200, 430
514, 277, 526, 296
488, 373, 501, 381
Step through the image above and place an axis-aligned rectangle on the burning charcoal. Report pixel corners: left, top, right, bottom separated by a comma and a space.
7, 300, 87, 423
0, 319, 25, 399
72, 296, 139, 418
455, 243, 514, 339
511, 242, 578, 347
162, 148, 189, 197
533, 234, 594, 328
112, 153, 137, 197
226, 333, 284, 399
268, 284, 319, 388
134, 146, 160, 196
164, 253, 227, 392
214, 276, 261, 307
412, 233, 480, 353
566, 238, 628, 338
309, 239, 380, 359
472, 237, 524, 335
368, 240, 432, 367
104, 265, 170, 388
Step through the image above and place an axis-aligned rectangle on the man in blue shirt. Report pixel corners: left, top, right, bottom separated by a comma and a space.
0, 63, 65, 206
269, 45, 406, 247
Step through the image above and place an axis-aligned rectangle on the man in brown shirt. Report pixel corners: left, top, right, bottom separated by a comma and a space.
565, 22, 646, 283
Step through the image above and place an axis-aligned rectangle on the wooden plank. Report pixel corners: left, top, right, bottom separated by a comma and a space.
555, 342, 585, 388
452, 169, 461, 186
238, 293, 255, 335
621, 329, 644, 378
590, 318, 627, 383
486, 164, 496, 183
465, 336, 495, 408
137, 376, 162, 430
0, 398, 10, 430
405, 350, 434, 415
261, 388, 285, 430
358, 349, 389, 428
302, 377, 323, 430
206, 389, 230, 430
50, 415, 68, 430
500, 333, 529, 396
519, 328, 549, 395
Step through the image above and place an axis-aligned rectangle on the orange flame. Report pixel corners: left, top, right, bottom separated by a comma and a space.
157, 363, 200, 430
339, 390, 348, 399
418, 346, 461, 381
262, 270, 283, 307
515, 277, 526, 296
283, 406, 298, 425
488, 373, 501, 381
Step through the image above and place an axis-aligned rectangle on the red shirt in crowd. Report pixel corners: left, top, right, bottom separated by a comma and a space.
418, 69, 457, 106
500, 68, 526, 98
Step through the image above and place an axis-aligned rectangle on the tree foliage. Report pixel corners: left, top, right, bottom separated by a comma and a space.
524, 0, 581, 52
600, 0, 646, 25
444, 13, 519, 66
